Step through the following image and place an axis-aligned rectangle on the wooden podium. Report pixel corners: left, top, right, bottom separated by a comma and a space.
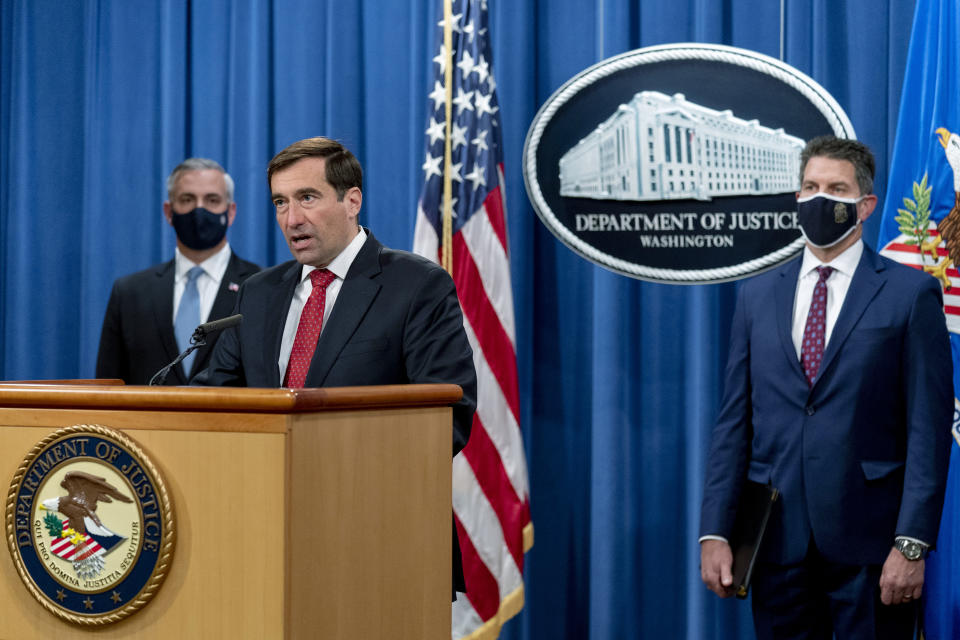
0, 383, 457, 639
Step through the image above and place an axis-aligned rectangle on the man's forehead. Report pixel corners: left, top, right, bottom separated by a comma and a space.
173, 169, 227, 195
270, 156, 331, 192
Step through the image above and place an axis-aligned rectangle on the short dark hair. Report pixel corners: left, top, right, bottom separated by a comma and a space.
799, 135, 875, 195
267, 137, 363, 200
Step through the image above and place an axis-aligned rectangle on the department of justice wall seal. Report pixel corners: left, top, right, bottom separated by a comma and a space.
523, 43, 856, 284
5, 424, 176, 625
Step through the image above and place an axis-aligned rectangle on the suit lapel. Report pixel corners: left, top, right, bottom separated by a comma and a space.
189, 253, 256, 377
150, 261, 183, 383
305, 233, 383, 387
814, 247, 885, 387
775, 258, 806, 382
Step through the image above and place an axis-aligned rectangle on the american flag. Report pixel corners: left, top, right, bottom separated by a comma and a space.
50, 519, 106, 562
413, 0, 533, 637
880, 223, 960, 333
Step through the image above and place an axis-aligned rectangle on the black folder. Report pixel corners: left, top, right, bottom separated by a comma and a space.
730, 480, 779, 599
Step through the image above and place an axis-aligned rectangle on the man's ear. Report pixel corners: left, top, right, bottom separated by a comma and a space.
226, 201, 237, 227
857, 194, 878, 223
163, 201, 174, 226
345, 187, 362, 218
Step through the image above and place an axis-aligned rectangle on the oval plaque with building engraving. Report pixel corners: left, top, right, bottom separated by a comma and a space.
523, 43, 856, 284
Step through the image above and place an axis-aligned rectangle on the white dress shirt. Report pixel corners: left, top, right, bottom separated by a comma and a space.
278, 228, 367, 381
790, 240, 863, 359
172, 243, 233, 325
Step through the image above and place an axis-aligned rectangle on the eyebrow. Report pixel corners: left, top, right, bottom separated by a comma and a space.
802, 180, 851, 189
178, 192, 224, 199
272, 187, 322, 200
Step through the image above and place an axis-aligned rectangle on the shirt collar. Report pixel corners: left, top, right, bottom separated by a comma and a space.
299, 227, 367, 284
800, 238, 863, 279
175, 243, 232, 282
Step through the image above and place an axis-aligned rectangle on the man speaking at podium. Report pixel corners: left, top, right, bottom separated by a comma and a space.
194, 136, 477, 593
699, 137, 953, 639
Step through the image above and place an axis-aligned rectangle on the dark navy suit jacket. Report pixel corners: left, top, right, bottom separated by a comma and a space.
96, 252, 261, 385
195, 231, 477, 590
700, 245, 953, 566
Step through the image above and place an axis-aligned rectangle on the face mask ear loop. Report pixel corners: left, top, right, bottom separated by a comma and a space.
852, 195, 867, 223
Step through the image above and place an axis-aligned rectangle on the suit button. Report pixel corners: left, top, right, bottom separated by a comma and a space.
805, 406, 815, 416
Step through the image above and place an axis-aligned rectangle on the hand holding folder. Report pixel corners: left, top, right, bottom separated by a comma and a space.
729, 481, 780, 598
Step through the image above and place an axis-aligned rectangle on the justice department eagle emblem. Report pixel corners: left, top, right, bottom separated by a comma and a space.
834, 202, 849, 223
880, 126, 960, 335
5, 424, 176, 625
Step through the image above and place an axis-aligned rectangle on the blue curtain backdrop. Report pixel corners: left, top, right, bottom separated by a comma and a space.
0, 1, 919, 638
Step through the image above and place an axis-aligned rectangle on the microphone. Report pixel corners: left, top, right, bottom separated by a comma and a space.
192, 313, 242, 340
149, 314, 243, 386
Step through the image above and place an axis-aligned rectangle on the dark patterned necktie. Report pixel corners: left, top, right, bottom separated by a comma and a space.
284, 269, 337, 388
801, 266, 834, 386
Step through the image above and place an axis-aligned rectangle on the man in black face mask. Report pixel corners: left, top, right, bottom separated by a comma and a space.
96, 158, 261, 384
700, 136, 953, 639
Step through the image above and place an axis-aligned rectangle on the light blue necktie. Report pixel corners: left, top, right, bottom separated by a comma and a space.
175, 266, 204, 376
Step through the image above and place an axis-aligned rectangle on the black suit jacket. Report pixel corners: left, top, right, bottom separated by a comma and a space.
96, 252, 261, 385
195, 231, 477, 590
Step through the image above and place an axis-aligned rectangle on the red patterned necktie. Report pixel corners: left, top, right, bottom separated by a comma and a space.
284, 268, 337, 388
801, 266, 834, 386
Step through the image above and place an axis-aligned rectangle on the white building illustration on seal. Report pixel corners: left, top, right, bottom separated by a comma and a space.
559, 91, 805, 202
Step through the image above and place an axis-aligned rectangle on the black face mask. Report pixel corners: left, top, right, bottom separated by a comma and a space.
796, 193, 862, 249
171, 207, 229, 250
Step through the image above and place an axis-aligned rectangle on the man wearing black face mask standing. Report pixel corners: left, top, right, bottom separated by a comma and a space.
96, 158, 261, 385
699, 136, 953, 639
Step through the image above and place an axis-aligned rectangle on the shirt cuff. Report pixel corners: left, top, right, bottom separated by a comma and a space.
894, 535, 930, 548
698, 535, 729, 544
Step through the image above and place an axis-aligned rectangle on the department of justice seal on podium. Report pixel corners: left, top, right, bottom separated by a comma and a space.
5, 424, 176, 625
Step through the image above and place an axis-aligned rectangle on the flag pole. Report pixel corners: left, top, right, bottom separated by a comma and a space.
441, 0, 454, 274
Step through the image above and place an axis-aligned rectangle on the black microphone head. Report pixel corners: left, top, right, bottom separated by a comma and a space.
191, 313, 243, 343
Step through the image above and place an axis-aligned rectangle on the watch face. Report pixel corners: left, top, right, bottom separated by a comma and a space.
899, 541, 922, 560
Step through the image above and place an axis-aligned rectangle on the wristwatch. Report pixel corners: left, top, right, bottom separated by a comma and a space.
894, 537, 928, 561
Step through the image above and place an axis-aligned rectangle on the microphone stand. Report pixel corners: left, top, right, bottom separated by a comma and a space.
148, 335, 207, 386
147, 315, 241, 386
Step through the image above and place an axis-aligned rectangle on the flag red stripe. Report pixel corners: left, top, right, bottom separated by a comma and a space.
485, 175, 509, 253
463, 414, 526, 570
455, 513, 501, 621
885, 241, 949, 256
894, 261, 960, 277
74, 541, 101, 561
886, 260, 960, 279
452, 232, 521, 421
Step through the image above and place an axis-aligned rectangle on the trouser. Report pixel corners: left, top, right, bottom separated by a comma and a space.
751, 538, 919, 640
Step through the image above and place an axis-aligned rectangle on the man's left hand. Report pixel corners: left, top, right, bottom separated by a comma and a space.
878, 547, 924, 605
